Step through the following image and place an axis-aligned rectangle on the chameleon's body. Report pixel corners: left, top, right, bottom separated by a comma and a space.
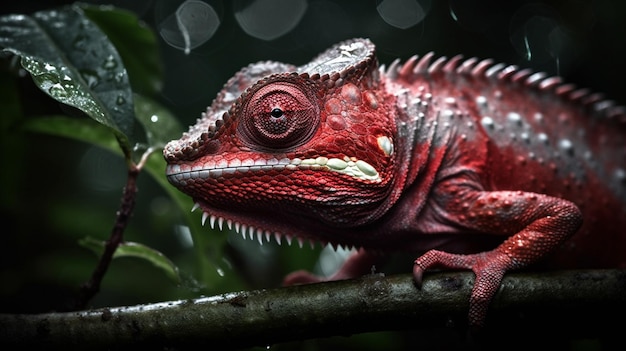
164, 38, 626, 326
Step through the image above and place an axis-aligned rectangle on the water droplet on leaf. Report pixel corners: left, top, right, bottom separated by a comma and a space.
102, 55, 118, 70
48, 82, 69, 98
80, 69, 100, 88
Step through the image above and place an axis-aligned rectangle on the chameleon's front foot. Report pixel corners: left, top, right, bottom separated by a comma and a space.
413, 249, 513, 328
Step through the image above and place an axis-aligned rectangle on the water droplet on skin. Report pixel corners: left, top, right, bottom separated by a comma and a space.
116, 95, 126, 105
559, 139, 574, 156
615, 168, 626, 184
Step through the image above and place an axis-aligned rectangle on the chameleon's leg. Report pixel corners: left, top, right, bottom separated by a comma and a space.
413, 190, 583, 327
283, 248, 381, 285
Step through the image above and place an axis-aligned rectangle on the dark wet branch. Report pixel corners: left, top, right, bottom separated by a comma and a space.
1, 270, 624, 350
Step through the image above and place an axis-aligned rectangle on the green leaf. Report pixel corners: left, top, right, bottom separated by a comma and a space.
22, 115, 123, 156
81, 4, 162, 97
0, 4, 146, 161
79, 236, 181, 284
21, 93, 182, 159
131, 95, 231, 288
143, 150, 232, 289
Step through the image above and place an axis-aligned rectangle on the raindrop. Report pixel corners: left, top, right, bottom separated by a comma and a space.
376, 0, 430, 29
150, 115, 159, 123
80, 69, 100, 88
448, 0, 495, 33
116, 95, 126, 105
48, 82, 69, 98
234, 0, 307, 41
72, 34, 89, 52
523, 35, 532, 61
102, 55, 118, 70
158, 0, 220, 54
114, 72, 125, 84
449, 6, 458, 21
615, 168, 626, 185
509, 4, 571, 68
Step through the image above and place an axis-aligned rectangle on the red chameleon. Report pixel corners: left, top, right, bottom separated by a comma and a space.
163, 38, 626, 328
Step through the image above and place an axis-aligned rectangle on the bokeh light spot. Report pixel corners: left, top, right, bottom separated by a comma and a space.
376, 0, 430, 29
509, 4, 573, 73
158, 0, 220, 54
234, 0, 308, 41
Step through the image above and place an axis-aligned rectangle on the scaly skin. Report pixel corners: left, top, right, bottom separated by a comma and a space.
163, 38, 626, 327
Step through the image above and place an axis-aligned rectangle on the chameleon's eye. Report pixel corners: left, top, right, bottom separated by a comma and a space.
270, 108, 284, 118
239, 82, 319, 151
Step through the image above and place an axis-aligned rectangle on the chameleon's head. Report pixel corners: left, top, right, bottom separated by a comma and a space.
163, 39, 402, 243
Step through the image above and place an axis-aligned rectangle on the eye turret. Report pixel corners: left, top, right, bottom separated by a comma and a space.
238, 81, 320, 151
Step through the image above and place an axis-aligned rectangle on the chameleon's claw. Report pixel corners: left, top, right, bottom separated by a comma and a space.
412, 261, 425, 288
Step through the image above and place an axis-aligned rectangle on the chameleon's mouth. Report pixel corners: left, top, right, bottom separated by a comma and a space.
194, 202, 320, 247
190, 200, 361, 252
165, 155, 381, 185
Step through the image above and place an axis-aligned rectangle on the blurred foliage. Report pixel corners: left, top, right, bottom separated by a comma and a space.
0, 1, 625, 350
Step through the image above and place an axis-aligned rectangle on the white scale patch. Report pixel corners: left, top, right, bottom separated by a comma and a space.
300, 156, 380, 181
167, 155, 382, 184
167, 136, 395, 184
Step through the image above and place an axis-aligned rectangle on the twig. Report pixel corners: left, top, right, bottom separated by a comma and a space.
72, 163, 140, 310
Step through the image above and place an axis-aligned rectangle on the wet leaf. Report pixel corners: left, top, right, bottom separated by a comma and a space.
22, 93, 182, 161
79, 236, 181, 284
81, 4, 163, 96
23, 115, 123, 156
0, 4, 145, 161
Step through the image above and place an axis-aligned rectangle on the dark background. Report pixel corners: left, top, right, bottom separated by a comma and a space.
1, 0, 625, 349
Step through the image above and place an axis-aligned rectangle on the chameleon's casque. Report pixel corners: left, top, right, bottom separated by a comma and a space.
164, 38, 626, 327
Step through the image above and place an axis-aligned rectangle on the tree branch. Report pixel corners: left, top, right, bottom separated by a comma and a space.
1, 270, 624, 349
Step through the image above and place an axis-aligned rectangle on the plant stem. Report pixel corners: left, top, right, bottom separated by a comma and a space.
73, 163, 140, 310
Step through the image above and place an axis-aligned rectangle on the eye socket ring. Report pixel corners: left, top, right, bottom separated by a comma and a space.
238, 81, 320, 151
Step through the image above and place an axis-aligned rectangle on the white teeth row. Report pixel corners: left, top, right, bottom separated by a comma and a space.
195, 205, 312, 248
193, 204, 356, 251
